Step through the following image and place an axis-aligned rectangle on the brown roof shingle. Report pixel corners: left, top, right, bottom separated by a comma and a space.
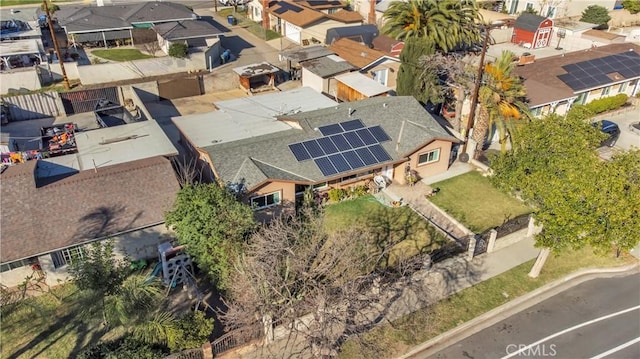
328, 38, 388, 68
0, 156, 180, 263
513, 43, 640, 107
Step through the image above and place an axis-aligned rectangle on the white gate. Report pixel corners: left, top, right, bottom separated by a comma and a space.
535, 28, 551, 48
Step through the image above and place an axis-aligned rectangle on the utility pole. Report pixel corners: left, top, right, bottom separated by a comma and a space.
42, 0, 70, 90
460, 25, 491, 161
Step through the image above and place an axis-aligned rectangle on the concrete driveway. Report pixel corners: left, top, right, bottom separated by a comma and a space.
595, 107, 640, 160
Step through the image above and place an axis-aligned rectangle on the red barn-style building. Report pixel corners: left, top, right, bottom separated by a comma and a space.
511, 13, 554, 49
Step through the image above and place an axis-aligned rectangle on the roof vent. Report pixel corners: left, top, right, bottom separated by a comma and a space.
383, 103, 388, 108
348, 108, 355, 116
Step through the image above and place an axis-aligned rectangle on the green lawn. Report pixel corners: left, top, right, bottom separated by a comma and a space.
429, 171, 531, 233
339, 247, 638, 359
324, 196, 447, 263
91, 49, 153, 62
217, 8, 281, 41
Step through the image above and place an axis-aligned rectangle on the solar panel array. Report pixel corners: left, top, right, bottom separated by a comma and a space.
288, 120, 393, 177
558, 52, 640, 91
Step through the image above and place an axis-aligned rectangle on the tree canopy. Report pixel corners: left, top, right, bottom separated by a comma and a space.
397, 38, 436, 101
622, 0, 640, 14
580, 5, 611, 29
490, 114, 640, 257
165, 183, 256, 290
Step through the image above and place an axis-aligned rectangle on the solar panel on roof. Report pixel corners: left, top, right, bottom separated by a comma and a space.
368, 144, 392, 162
369, 126, 391, 142
317, 137, 339, 155
314, 157, 338, 176
342, 150, 365, 168
355, 147, 377, 166
559, 51, 640, 91
340, 119, 365, 131
344, 131, 365, 148
289, 143, 311, 161
318, 123, 343, 136
356, 128, 377, 145
303, 140, 324, 158
328, 153, 351, 173
330, 134, 351, 151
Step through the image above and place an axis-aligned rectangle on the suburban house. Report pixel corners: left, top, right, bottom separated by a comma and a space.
300, 54, 358, 95
514, 43, 640, 117
328, 38, 401, 91
511, 13, 554, 49
279, 45, 335, 80
174, 93, 458, 221
154, 20, 222, 54
500, 0, 616, 19
56, 2, 198, 48
0, 120, 180, 288
325, 24, 379, 46
372, 34, 404, 57
249, 0, 363, 45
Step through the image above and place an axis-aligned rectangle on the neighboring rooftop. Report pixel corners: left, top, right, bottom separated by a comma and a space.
172, 87, 338, 148
335, 72, 390, 97
0, 39, 42, 57
513, 13, 549, 32
300, 54, 357, 78
325, 24, 379, 46
0, 156, 180, 263
268, 1, 325, 27
328, 38, 388, 68
514, 43, 640, 107
280, 45, 335, 63
233, 62, 281, 77
154, 20, 222, 40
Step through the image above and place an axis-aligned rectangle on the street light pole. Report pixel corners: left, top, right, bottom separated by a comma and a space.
460, 25, 490, 161
42, 0, 70, 90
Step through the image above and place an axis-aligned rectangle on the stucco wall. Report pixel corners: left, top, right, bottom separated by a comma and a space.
405, 140, 453, 183
301, 68, 324, 93
363, 60, 400, 90
249, 181, 297, 222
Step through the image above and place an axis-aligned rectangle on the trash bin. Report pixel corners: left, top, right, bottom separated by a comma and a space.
227, 15, 237, 25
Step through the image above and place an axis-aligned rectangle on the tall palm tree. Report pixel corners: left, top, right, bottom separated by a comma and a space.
382, 0, 481, 52
472, 50, 531, 155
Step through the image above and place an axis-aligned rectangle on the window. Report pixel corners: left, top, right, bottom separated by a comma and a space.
0, 257, 38, 273
51, 245, 86, 269
418, 149, 440, 165
250, 191, 281, 210
531, 106, 543, 117
312, 182, 328, 190
525, 2, 534, 11
575, 92, 588, 105
619, 82, 629, 93
601, 86, 611, 97
372, 69, 388, 86
546, 6, 556, 18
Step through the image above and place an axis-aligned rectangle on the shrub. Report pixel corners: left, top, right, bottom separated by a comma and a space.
328, 188, 347, 202
41, 2, 60, 13
580, 5, 611, 29
77, 337, 168, 359
622, 0, 640, 14
168, 43, 188, 58
566, 104, 595, 121
171, 311, 215, 352
585, 94, 628, 114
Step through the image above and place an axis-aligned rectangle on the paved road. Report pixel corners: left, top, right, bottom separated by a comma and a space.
427, 273, 640, 359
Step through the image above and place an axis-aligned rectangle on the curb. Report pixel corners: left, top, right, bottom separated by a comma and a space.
397, 263, 640, 359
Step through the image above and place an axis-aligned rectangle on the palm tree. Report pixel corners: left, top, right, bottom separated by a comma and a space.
382, 0, 481, 52
472, 50, 530, 155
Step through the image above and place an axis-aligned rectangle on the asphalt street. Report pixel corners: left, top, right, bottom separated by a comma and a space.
428, 273, 640, 359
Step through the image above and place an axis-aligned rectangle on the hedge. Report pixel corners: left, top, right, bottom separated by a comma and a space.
584, 93, 628, 114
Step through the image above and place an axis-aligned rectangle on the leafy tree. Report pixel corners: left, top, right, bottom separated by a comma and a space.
580, 5, 611, 29
490, 114, 640, 276
77, 337, 169, 359
397, 38, 436, 101
165, 183, 256, 290
622, 0, 640, 14
381, 0, 480, 52
168, 43, 188, 58
172, 311, 215, 351
41, 1, 60, 13
473, 50, 530, 156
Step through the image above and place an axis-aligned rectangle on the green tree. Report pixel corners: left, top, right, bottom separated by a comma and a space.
473, 50, 530, 155
168, 43, 188, 58
490, 114, 639, 276
172, 311, 215, 351
580, 5, 611, 29
77, 337, 169, 359
381, 0, 480, 52
41, 1, 60, 13
397, 38, 436, 101
622, 0, 640, 14
165, 183, 256, 290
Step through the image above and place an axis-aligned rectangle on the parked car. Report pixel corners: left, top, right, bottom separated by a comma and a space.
592, 120, 620, 147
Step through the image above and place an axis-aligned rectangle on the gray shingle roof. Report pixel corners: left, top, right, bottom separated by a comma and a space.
57, 2, 196, 33
300, 54, 357, 78
325, 24, 379, 46
0, 156, 180, 263
154, 20, 222, 40
514, 13, 547, 33
204, 96, 458, 190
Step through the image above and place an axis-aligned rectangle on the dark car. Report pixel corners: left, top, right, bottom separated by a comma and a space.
593, 120, 620, 147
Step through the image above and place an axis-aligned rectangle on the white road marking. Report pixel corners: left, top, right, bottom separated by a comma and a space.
500, 304, 640, 359
589, 337, 640, 359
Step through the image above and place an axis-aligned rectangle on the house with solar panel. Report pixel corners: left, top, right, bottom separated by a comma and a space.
172, 88, 459, 220
514, 43, 640, 117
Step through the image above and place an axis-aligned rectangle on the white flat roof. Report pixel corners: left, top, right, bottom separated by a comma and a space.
172, 87, 338, 148
335, 72, 390, 97
38, 121, 177, 173
0, 39, 42, 57
232, 62, 280, 77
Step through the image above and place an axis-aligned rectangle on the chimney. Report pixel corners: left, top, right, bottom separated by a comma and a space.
262, 0, 271, 30
368, 0, 376, 25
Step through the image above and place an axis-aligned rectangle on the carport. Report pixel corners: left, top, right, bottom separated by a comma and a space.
0, 39, 43, 70
233, 62, 281, 94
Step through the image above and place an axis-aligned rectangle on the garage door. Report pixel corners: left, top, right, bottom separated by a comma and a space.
285, 22, 301, 44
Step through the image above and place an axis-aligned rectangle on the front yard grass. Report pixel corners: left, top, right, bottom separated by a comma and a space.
324, 195, 447, 264
217, 8, 281, 41
429, 170, 531, 233
91, 48, 153, 62
339, 247, 637, 358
